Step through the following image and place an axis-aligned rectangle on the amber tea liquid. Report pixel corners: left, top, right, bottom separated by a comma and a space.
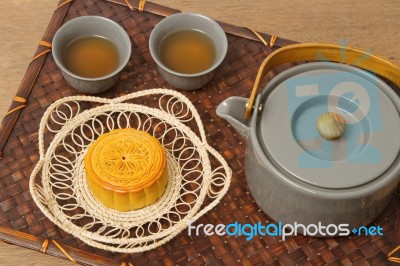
63, 36, 119, 78
158, 30, 216, 74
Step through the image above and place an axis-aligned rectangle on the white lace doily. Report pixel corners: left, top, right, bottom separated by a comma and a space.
29, 88, 232, 253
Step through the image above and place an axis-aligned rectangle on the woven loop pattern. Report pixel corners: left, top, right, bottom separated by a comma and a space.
56, 0, 73, 10
388, 245, 400, 263
122, 0, 146, 12
248, 28, 277, 48
29, 88, 232, 253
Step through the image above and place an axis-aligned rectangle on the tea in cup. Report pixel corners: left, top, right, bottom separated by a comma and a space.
149, 13, 228, 90
52, 16, 131, 94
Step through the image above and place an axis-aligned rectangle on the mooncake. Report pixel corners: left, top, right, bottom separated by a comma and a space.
84, 128, 168, 211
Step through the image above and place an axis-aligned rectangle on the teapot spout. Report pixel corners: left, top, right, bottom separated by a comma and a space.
216, 96, 250, 139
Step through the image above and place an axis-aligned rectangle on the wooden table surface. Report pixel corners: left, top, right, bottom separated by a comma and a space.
0, 0, 399, 265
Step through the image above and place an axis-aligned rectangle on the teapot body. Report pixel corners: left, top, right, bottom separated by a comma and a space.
245, 134, 397, 235
217, 62, 400, 236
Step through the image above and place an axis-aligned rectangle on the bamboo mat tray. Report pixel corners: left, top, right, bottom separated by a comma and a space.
0, 0, 399, 265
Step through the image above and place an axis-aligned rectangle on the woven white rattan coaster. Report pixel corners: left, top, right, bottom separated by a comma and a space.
29, 88, 232, 253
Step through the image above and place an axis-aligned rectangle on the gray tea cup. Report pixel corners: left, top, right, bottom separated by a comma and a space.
149, 13, 228, 90
52, 16, 131, 94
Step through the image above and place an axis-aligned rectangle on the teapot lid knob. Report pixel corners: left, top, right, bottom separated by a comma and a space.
316, 112, 347, 140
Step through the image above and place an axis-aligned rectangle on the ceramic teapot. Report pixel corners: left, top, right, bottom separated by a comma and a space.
217, 43, 400, 235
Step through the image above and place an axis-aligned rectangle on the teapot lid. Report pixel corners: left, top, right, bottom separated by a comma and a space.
256, 62, 400, 189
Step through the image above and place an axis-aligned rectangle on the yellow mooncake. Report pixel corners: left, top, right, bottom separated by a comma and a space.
84, 128, 168, 211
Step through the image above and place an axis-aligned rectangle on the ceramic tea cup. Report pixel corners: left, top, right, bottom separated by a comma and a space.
149, 13, 228, 90
52, 16, 131, 94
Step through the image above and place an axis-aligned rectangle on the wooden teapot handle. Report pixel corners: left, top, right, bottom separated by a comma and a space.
245, 43, 400, 120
